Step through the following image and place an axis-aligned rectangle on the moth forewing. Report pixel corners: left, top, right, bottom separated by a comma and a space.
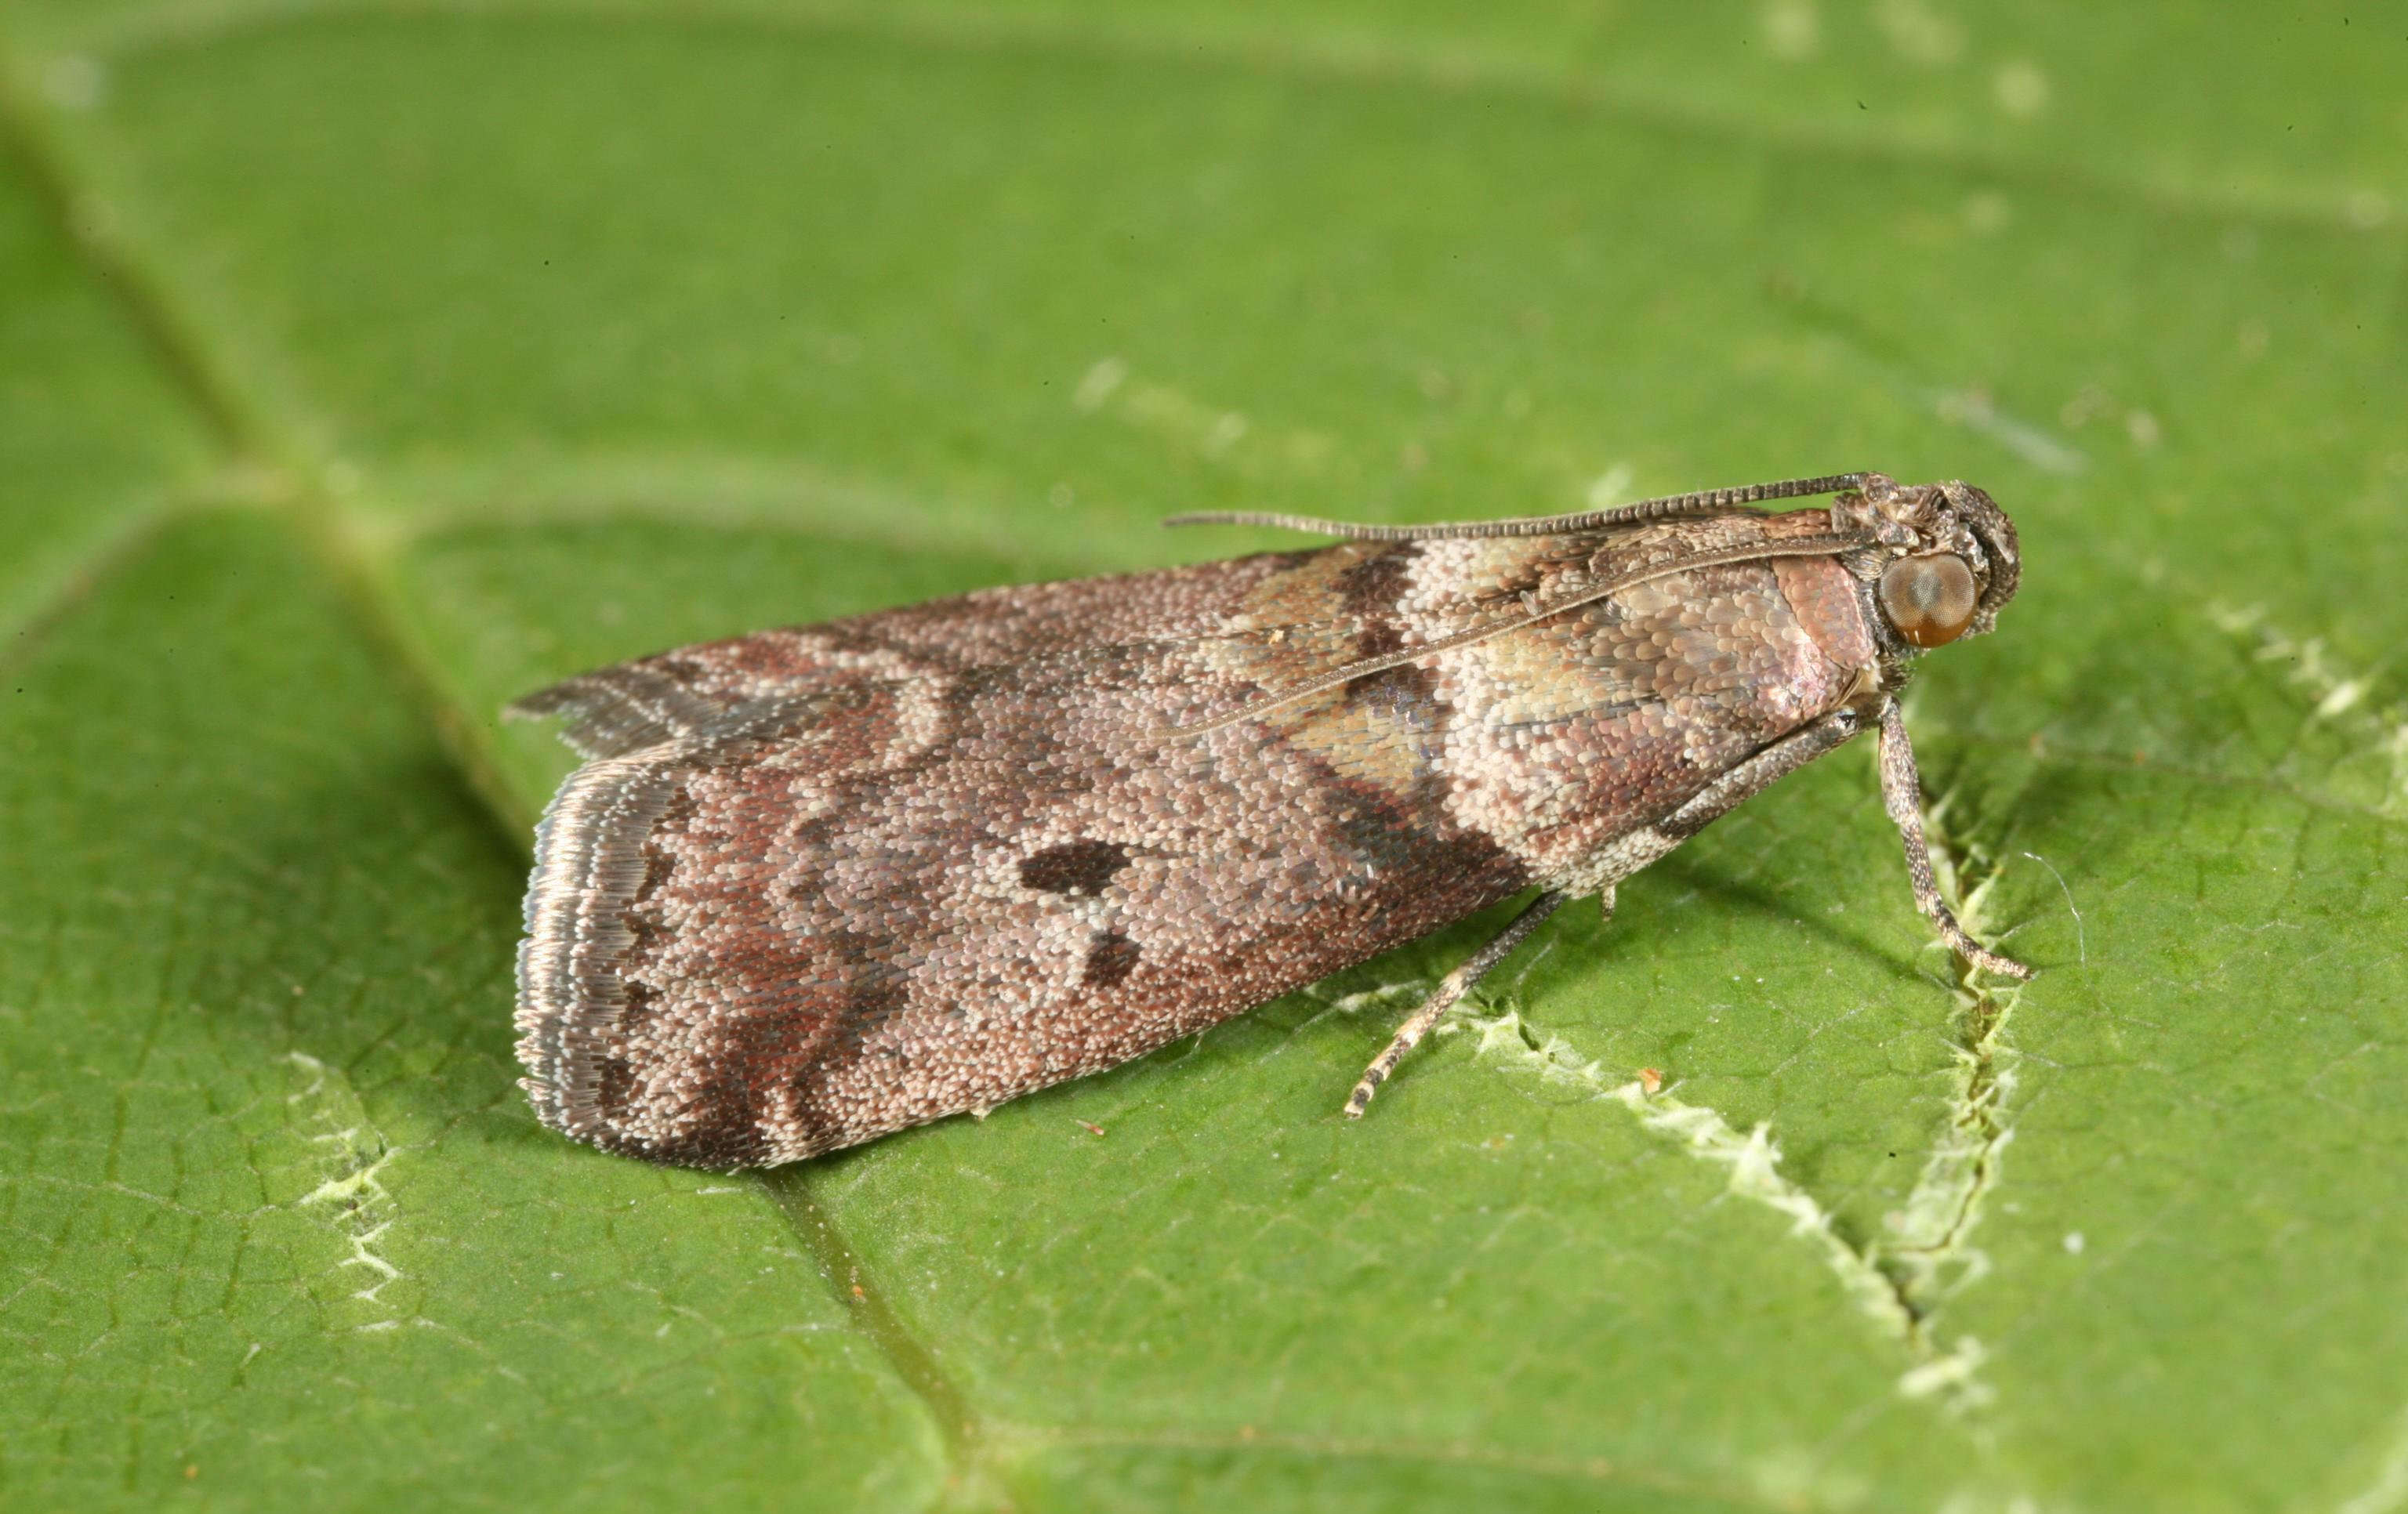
510, 473, 2025, 1168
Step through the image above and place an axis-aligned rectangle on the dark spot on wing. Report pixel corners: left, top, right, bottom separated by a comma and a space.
843, 954, 912, 1035
1083, 929, 1141, 987
1020, 839, 1133, 896
595, 1050, 636, 1121
1352, 622, 1405, 661
1337, 565, 1438, 715
632, 788, 700, 913
1335, 543, 1420, 621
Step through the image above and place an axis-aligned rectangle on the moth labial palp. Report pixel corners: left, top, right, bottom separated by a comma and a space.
506, 471, 2029, 1168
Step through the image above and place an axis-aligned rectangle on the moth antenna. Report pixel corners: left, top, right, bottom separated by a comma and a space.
1155, 532, 1876, 741
1161, 473, 1869, 541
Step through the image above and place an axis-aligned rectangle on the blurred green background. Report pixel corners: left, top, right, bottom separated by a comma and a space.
3, 3, 2404, 1510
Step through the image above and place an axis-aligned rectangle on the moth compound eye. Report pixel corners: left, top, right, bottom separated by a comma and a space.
1878, 553, 1979, 648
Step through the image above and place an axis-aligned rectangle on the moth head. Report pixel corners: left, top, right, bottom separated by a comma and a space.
1837, 476, 2021, 650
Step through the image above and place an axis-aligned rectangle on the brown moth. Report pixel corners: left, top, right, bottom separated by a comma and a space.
510, 473, 2028, 1168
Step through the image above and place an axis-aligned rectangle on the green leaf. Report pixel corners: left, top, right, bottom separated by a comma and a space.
3, 4, 2403, 1511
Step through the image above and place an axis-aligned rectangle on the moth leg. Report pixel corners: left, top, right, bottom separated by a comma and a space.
1344, 706, 1867, 1121
1877, 697, 2035, 981
1344, 889, 1569, 1119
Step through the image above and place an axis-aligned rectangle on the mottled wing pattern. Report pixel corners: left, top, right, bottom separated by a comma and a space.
506, 550, 1318, 759
514, 509, 1876, 1166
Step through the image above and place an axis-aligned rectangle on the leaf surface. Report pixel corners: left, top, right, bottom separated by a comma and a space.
2, 4, 2403, 1510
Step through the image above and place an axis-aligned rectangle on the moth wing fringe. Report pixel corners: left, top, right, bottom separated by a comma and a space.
514, 744, 699, 1145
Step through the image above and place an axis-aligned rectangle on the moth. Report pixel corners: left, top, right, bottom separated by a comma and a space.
510, 472, 2028, 1168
